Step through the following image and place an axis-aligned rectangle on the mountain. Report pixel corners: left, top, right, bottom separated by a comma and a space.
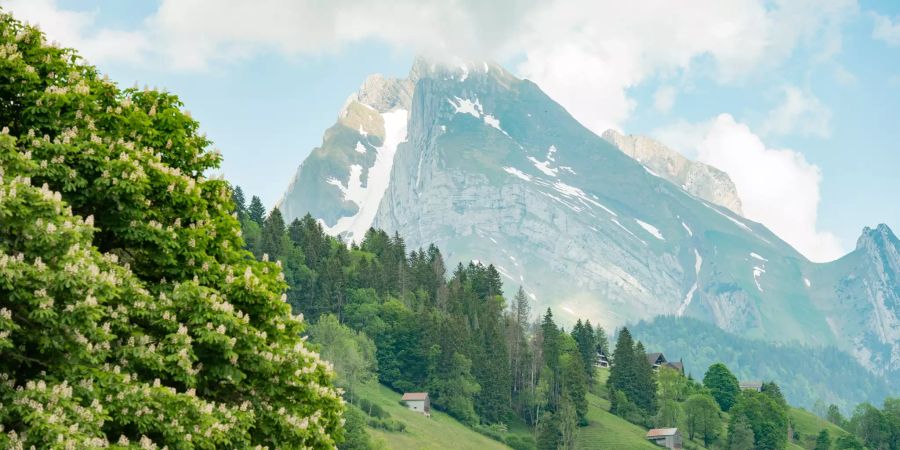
601, 129, 743, 215
278, 58, 900, 388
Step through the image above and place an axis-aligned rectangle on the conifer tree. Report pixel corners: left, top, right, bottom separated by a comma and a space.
608, 327, 636, 414
541, 308, 562, 409
248, 195, 266, 225
232, 185, 247, 217
814, 430, 831, 450
260, 207, 287, 260
633, 341, 658, 415
572, 319, 597, 384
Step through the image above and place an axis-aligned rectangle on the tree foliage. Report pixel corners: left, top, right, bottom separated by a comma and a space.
0, 11, 343, 448
729, 390, 789, 449
703, 363, 740, 412
683, 393, 722, 447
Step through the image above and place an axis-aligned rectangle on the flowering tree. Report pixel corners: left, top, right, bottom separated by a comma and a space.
0, 11, 343, 449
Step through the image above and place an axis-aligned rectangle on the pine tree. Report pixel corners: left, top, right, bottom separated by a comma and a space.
632, 341, 658, 416
562, 350, 589, 424
541, 308, 562, 410
536, 412, 561, 450
608, 327, 636, 415
232, 185, 247, 217
248, 195, 266, 225
814, 429, 831, 450
260, 207, 287, 260
572, 319, 597, 384
595, 324, 609, 357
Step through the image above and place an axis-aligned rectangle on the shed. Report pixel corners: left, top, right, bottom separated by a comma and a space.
401, 392, 431, 415
646, 428, 683, 449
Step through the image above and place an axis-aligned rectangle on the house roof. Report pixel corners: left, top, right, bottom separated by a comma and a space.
646, 428, 679, 438
646, 352, 666, 365
664, 361, 684, 372
401, 392, 429, 401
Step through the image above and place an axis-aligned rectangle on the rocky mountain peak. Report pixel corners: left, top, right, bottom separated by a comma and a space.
408, 55, 513, 86
856, 224, 900, 266
344, 73, 413, 113
601, 129, 744, 215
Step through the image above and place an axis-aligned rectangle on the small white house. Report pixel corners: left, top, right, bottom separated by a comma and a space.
401, 392, 431, 415
740, 381, 763, 392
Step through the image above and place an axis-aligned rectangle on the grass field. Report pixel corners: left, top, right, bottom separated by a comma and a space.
575, 391, 660, 449
355, 383, 509, 450
788, 407, 850, 449
353, 374, 848, 450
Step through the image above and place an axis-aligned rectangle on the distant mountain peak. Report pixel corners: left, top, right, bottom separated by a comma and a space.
857, 223, 898, 250
408, 55, 512, 85
601, 129, 744, 215
342, 73, 412, 114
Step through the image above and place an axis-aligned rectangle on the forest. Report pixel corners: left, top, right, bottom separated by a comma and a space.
233, 189, 900, 450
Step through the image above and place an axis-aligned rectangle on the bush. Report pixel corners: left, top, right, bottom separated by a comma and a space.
473, 423, 509, 443
507, 435, 537, 450
357, 397, 390, 419
367, 417, 407, 433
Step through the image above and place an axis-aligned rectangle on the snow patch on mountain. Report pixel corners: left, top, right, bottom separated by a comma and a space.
503, 166, 533, 182
322, 109, 408, 242
682, 222, 693, 237
677, 249, 703, 316
449, 96, 482, 117
612, 218, 646, 245
750, 252, 768, 261
355, 141, 367, 154
528, 146, 560, 177
636, 219, 664, 240
753, 266, 766, 292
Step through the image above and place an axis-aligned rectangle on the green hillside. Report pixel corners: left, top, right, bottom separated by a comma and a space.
356, 383, 509, 450
788, 407, 850, 449
576, 392, 659, 449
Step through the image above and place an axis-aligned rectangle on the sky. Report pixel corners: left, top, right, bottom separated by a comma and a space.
2, 0, 899, 263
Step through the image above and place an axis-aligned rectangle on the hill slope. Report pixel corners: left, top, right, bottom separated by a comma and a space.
630, 316, 893, 411
356, 383, 508, 450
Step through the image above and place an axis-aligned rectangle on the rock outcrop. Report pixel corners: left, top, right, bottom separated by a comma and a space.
602, 129, 743, 215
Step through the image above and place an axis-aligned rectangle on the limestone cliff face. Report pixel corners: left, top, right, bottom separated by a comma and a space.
279, 58, 899, 387
602, 130, 743, 215
278, 75, 413, 242
819, 224, 900, 377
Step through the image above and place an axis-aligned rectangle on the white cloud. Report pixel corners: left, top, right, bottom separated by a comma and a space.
1, 0, 149, 65
653, 86, 677, 113
655, 115, 844, 262
2, 0, 856, 132
872, 12, 900, 46
762, 86, 832, 138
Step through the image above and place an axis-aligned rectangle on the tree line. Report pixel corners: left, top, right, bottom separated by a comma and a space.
233, 188, 615, 449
